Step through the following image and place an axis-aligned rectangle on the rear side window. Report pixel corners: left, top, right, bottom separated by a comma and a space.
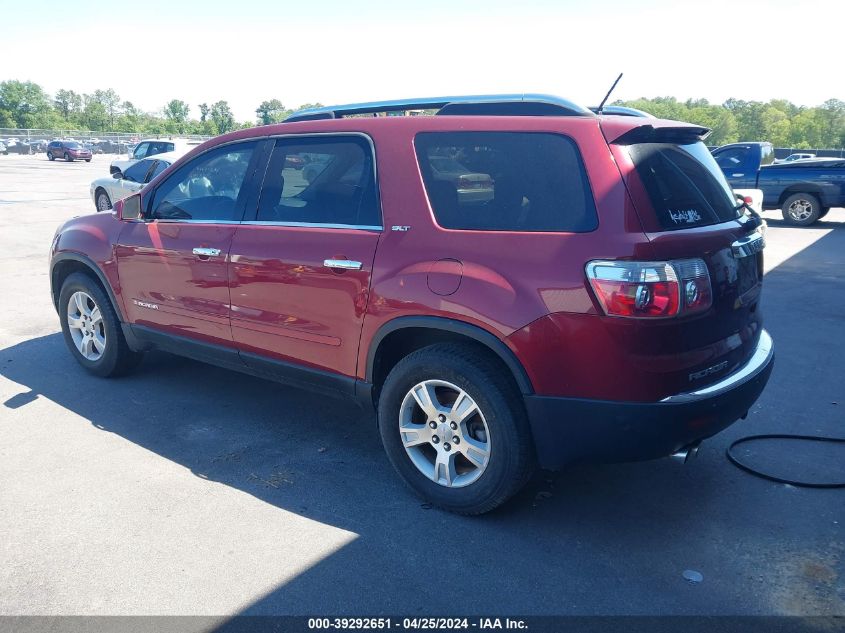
256, 136, 380, 227
415, 132, 597, 232
629, 142, 740, 230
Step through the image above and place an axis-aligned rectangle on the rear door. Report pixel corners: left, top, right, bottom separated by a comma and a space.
228, 134, 381, 384
608, 132, 765, 392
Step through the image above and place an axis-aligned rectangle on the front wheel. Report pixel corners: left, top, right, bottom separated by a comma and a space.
59, 272, 143, 377
64, 152, 72, 162
47, 151, 54, 161
782, 193, 821, 226
85, 158, 91, 163
95, 190, 112, 212
378, 343, 535, 515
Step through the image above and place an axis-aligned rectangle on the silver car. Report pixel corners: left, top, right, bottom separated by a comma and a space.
90, 151, 177, 211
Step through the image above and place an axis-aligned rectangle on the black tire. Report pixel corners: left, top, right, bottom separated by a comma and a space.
377, 343, 535, 515
58, 272, 143, 377
95, 189, 112, 212
64, 152, 72, 162
781, 193, 821, 226
47, 151, 54, 161
85, 158, 91, 163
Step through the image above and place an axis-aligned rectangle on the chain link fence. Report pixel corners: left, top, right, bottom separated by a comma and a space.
0, 128, 211, 155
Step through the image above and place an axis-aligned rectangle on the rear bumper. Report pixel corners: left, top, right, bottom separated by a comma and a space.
524, 330, 774, 469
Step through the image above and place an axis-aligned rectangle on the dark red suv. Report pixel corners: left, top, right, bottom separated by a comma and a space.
50, 95, 774, 514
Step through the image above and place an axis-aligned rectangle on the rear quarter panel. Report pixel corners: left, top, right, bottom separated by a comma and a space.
290, 116, 656, 385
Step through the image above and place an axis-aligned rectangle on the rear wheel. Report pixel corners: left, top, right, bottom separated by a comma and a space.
782, 193, 821, 226
95, 189, 112, 212
59, 272, 142, 377
377, 343, 535, 515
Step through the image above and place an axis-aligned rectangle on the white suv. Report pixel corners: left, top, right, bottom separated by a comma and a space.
109, 138, 201, 175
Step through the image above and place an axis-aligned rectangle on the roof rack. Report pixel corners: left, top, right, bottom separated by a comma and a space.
284, 94, 594, 122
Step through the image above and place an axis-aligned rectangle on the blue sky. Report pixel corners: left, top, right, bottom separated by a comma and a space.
2, 0, 842, 121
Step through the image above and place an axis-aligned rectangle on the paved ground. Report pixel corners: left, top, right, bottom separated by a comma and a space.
0, 153, 843, 617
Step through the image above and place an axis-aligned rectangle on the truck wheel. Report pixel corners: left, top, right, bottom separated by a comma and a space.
59, 272, 143, 377
782, 193, 821, 226
377, 343, 535, 515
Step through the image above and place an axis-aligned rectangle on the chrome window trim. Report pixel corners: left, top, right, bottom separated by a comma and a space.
150, 219, 242, 225
145, 132, 383, 230
240, 220, 382, 231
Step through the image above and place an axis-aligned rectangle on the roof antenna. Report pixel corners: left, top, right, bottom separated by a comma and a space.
596, 73, 624, 114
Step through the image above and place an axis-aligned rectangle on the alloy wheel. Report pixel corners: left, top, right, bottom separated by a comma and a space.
67, 291, 106, 361
788, 199, 813, 221
398, 379, 491, 487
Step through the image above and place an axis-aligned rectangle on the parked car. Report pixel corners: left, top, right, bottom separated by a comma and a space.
47, 140, 92, 162
110, 138, 201, 175
712, 142, 845, 225
5, 140, 33, 155
777, 152, 816, 163
0, 142, 6, 155
90, 152, 176, 211
428, 155, 495, 203
50, 94, 774, 514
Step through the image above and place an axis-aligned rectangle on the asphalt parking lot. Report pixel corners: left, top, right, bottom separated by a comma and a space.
0, 153, 843, 618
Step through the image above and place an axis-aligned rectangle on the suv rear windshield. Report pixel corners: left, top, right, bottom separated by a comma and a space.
415, 132, 597, 232
629, 142, 740, 230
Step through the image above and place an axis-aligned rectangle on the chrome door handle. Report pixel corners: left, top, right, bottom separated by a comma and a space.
193, 247, 221, 257
324, 259, 362, 270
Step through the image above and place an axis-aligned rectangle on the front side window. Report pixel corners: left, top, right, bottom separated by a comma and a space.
415, 132, 597, 232
133, 142, 150, 159
256, 136, 380, 227
149, 141, 257, 221
629, 142, 740, 230
123, 159, 154, 183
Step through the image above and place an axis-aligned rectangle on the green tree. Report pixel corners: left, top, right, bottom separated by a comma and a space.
92, 89, 121, 131
256, 99, 288, 125
0, 80, 51, 127
54, 89, 82, 121
163, 99, 190, 133
210, 100, 235, 134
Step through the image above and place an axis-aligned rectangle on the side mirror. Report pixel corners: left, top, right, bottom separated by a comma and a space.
112, 171, 123, 179
119, 193, 143, 220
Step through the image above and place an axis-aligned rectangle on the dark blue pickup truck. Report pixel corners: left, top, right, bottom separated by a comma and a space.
712, 142, 845, 225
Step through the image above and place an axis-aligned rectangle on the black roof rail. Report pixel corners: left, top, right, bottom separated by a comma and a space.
284, 94, 594, 122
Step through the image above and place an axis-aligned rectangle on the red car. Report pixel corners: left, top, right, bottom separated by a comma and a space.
49, 94, 774, 514
47, 140, 92, 162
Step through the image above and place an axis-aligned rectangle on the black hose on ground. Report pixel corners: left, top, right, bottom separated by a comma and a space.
726, 434, 845, 488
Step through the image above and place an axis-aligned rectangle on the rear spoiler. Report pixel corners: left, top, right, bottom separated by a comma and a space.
601, 119, 711, 145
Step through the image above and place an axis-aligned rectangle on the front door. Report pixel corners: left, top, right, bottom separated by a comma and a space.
115, 140, 261, 347
228, 135, 382, 380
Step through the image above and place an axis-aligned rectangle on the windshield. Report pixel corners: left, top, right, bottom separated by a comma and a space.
65, 141, 82, 149
628, 141, 740, 230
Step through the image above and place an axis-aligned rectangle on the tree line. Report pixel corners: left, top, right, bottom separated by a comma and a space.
0, 80, 323, 136
617, 96, 844, 148
1, 80, 842, 148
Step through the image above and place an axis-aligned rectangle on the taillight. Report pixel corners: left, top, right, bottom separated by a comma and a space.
585, 259, 712, 319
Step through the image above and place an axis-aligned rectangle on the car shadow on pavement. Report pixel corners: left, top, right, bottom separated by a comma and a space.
2, 225, 844, 616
